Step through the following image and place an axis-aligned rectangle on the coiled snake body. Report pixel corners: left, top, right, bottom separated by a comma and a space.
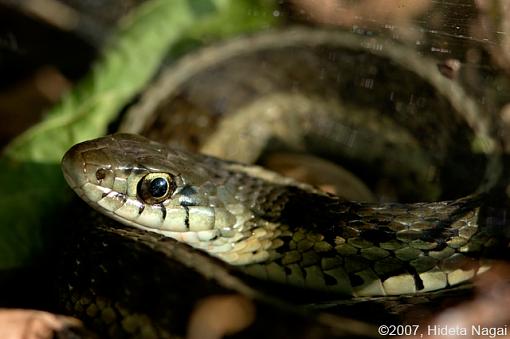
59, 28, 509, 337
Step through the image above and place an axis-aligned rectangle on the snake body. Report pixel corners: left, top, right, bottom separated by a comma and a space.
62, 133, 504, 297
59, 28, 509, 337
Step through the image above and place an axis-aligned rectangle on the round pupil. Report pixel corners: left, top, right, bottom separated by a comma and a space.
149, 178, 168, 198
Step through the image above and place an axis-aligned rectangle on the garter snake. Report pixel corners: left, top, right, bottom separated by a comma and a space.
58, 28, 508, 337
62, 133, 505, 298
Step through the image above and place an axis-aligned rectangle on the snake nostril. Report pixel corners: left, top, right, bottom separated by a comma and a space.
96, 168, 107, 182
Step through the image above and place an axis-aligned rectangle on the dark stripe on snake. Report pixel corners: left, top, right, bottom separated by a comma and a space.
138, 203, 145, 215
184, 206, 190, 229
160, 203, 167, 220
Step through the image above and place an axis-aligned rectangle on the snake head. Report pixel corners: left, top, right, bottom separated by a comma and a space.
61, 133, 282, 264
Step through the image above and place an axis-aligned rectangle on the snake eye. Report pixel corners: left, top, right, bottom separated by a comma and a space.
137, 173, 176, 204
149, 177, 168, 198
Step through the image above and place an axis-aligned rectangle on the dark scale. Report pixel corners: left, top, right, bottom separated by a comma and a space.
360, 227, 397, 244
179, 185, 197, 196
178, 185, 198, 207
95, 168, 107, 181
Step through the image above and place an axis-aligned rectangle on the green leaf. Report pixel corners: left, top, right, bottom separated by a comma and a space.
0, 0, 278, 269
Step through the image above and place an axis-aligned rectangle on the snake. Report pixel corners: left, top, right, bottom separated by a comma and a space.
63, 132, 505, 298
58, 28, 509, 337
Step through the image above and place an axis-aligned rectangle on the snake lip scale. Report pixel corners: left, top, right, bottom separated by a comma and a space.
62, 133, 506, 298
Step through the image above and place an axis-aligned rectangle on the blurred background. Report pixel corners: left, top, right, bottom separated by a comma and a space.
1, 0, 509, 149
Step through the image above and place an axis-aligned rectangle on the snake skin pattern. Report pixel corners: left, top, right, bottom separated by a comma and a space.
62, 133, 507, 298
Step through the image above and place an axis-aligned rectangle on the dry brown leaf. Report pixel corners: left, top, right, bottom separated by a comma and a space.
0, 309, 85, 339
